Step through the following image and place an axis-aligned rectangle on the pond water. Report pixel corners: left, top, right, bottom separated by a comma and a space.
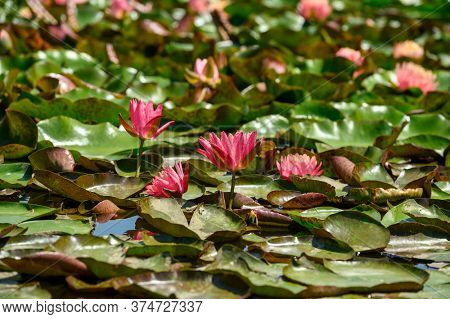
93, 215, 139, 236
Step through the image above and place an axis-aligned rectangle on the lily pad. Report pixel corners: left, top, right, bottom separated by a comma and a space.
284, 257, 428, 297
240, 115, 289, 138
75, 174, 145, 199
107, 271, 250, 299
138, 197, 199, 239
33, 170, 135, 207
251, 235, 354, 261
0, 163, 32, 188
189, 204, 246, 240
323, 211, 390, 251
218, 175, 281, 199
0, 202, 55, 224
9, 97, 126, 125
291, 119, 392, 148
206, 245, 306, 298
382, 200, 450, 232
19, 219, 92, 235
0, 110, 38, 159
28, 147, 75, 172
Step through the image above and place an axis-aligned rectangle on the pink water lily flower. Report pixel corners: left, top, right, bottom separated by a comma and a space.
110, 0, 134, 19
185, 57, 221, 88
396, 62, 437, 95
189, 0, 209, 13
131, 230, 157, 240
54, 0, 87, 5
336, 48, 365, 67
119, 99, 174, 140
263, 57, 286, 74
393, 40, 424, 60
297, 0, 332, 21
277, 154, 323, 181
145, 163, 189, 198
198, 131, 261, 172
48, 23, 78, 41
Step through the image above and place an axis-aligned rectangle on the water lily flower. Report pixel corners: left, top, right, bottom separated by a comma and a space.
145, 163, 189, 198
131, 230, 157, 240
277, 154, 323, 181
185, 57, 221, 89
263, 57, 286, 74
120, 99, 174, 140
198, 131, 262, 209
198, 131, 260, 172
336, 48, 364, 67
119, 99, 174, 176
110, 0, 134, 19
395, 62, 437, 95
48, 23, 78, 41
54, 0, 87, 5
189, 0, 209, 13
297, 0, 332, 21
393, 40, 424, 60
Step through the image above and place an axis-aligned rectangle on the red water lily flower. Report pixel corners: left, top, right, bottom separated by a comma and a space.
119, 99, 174, 140
197, 131, 261, 172
277, 154, 323, 181
394, 41, 424, 60
297, 0, 332, 21
145, 163, 189, 198
396, 62, 437, 95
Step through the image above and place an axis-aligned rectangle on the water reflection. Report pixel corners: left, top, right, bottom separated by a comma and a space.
93, 215, 139, 236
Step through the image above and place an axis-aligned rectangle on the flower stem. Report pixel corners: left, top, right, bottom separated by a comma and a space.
136, 138, 145, 178
228, 171, 236, 210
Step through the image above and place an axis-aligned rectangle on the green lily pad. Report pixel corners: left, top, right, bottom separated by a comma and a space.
291, 101, 344, 121
251, 235, 354, 261
0, 110, 38, 159
240, 114, 289, 138
291, 119, 392, 148
206, 245, 306, 298
432, 181, 450, 200
52, 235, 125, 265
106, 271, 249, 298
9, 97, 126, 125
0, 163, 32, 188
81, 254, 172, 279
33, 170, 135, 207
189, 204, 246, 241
353, 163, 395, 188
385, 226, 450, 262
19, 219, 92, 235
284, 257, 428, 297
382, 199, 450, 232
323, 211, 390, 252
218, 175, 281, 199
165, 102, 243, 127
138, 197, 199, 239
291, 175, 346, 197
0, 202, 55, 224
37, 116, 138, 159
0, 282, 51, 299
74, 174, 145, 199
126, 234, 205, 258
